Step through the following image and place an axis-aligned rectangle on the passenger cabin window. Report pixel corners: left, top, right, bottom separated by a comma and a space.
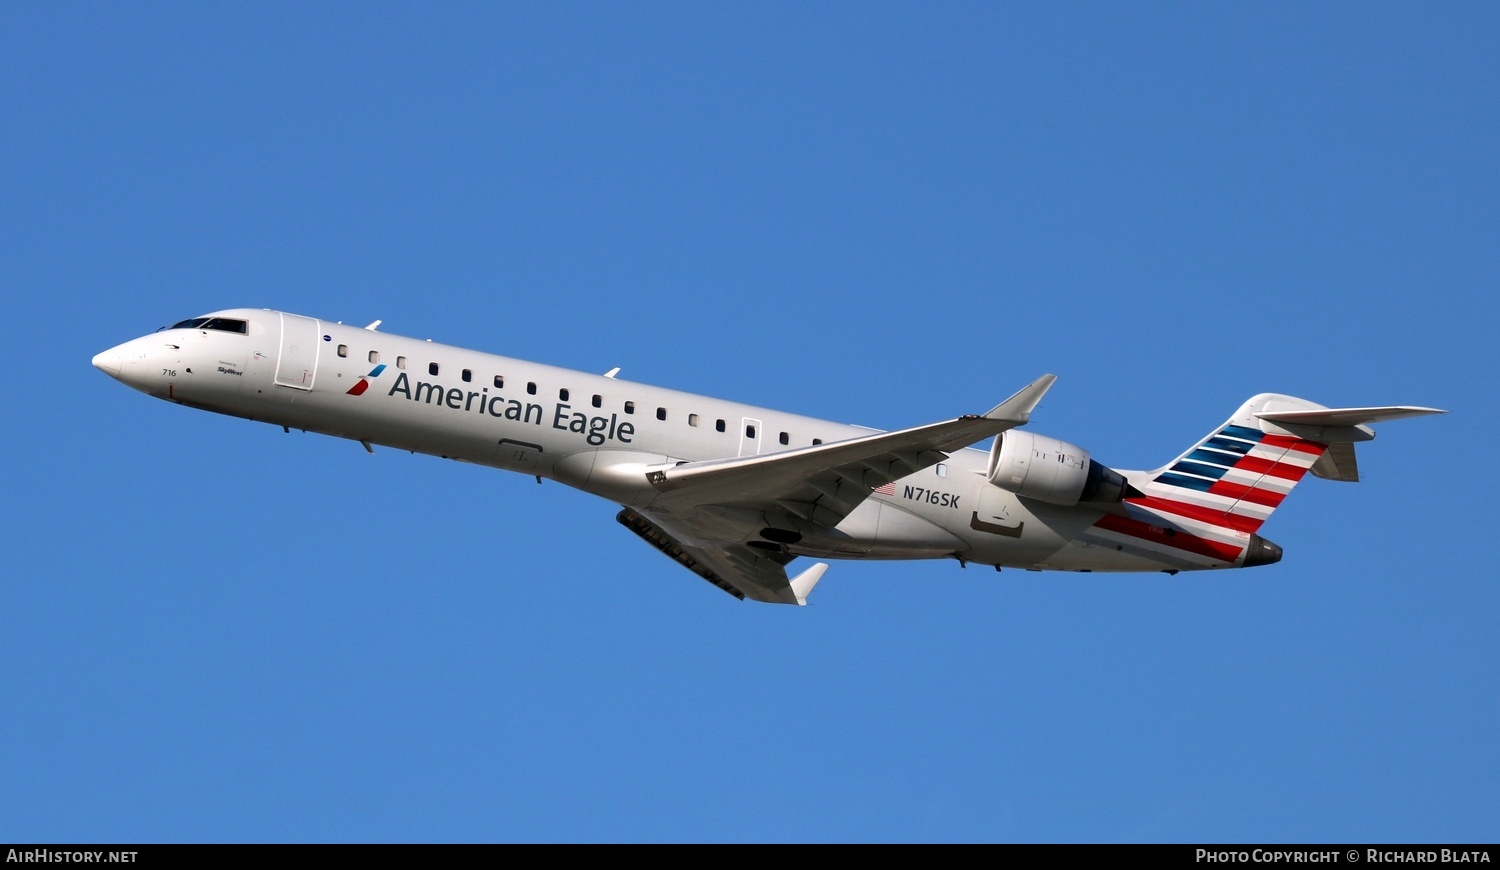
559, 388, 569, 401
656, 407, 667, 421
396, 356, 407, 369
429, 362, 439, 376
493, 375, 504, 388
813, 438, 823, 445
337, 344, 348, 358
715, 419, 726, 432
624, 402, 635, 414
746, 425, 757, 439
688, 414, 699, 427
591, 394, 602, 408
526, 382, 537, 395
368, 351, 380, 364
936, 463, 948, 478
462, 369, 472, 383
779, 432, 789, 445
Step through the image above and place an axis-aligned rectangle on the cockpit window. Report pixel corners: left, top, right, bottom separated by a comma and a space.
202, 317, 247, 334
165, 317, 247, 334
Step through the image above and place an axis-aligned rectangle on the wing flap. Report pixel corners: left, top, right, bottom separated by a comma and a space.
614, 376, 1055, 604
617, 508, 816, 604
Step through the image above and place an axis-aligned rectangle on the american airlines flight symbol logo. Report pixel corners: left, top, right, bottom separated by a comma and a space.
346, 364, 387, 396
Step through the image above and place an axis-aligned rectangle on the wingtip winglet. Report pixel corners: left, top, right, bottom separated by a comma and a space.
790, 562, 828, 606
984, 374, 1057, 424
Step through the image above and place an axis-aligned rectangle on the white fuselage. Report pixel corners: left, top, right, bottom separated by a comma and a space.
93, 308, 1223, 576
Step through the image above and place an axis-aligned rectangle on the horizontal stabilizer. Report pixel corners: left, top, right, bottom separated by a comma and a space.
1310, 441, 1361, 482
1256, 405, 1446, 428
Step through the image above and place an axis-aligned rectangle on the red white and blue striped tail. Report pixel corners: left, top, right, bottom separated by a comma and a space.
1132, 394, 1332, 536
1085, 395, 1444, 571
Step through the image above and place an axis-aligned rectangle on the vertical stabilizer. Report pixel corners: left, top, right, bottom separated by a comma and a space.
1134, 394, 1333, 535
1085, 395, 1442, 571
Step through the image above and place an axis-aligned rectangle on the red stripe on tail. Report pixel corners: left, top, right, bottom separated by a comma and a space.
1093, 514, 1245, 562
1231, 454, 1311, 481
1208, 480, 1286, 507
1260, 434, 1325, 455
1125, 496, 1264, 533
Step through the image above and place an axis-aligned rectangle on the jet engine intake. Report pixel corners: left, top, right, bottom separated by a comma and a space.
987, 430, 1128, 506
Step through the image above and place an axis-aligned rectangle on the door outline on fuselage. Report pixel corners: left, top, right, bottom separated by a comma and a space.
274, 312, 320, 390
739, 417, 762, 458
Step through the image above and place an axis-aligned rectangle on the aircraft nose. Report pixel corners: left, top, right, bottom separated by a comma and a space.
92, 347, 123, 378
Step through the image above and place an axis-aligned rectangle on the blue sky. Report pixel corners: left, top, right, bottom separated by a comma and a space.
3, 2, 1496, 843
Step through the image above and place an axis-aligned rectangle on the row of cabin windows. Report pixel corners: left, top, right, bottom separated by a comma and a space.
334, 343, 824, 446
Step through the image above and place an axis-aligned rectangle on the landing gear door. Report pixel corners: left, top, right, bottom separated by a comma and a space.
275, 313, 321, 390
971, 484, 1027, 539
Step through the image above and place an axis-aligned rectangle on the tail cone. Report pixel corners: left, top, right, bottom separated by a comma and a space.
1243, 534, 1283, 567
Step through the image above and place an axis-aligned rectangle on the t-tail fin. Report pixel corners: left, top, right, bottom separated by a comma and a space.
1132, 394, 1445, 535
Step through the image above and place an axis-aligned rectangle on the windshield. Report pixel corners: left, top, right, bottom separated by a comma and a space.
162, 317, 247, 334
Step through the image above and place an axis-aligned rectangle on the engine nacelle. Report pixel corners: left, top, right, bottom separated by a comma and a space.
987, 430, 1128, 506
